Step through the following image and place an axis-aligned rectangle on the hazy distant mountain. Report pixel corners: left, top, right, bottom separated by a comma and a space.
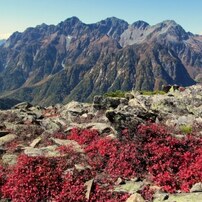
0, 17, 201, 106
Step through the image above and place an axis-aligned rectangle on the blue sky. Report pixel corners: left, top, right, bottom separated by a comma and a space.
0, 0, 202, 39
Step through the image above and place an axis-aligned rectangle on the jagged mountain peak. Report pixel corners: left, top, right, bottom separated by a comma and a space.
161, 19, 178, 26
131, 20, 149, 29
100, 17, 128, 24
63, 16, 82, 24
94, 17, 128, 40
150, 20, 189, 41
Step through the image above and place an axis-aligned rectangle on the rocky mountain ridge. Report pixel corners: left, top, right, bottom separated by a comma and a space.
0, 17, 201, 105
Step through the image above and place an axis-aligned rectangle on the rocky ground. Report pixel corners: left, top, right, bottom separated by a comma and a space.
0, 84, 202, 201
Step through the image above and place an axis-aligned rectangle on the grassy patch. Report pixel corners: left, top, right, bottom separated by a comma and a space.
139, 90, 166, 95
180, 125, 192, 134
104, 90, 127, 98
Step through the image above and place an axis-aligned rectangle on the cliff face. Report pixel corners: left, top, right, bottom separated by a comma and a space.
0, 17, 201, 105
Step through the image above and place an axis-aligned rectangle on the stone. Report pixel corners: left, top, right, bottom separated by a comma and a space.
105, 104, 155, 134
115, 177, 125, 185
190, 182, 202, 192
153, 192, 202, 202
62, 101, 88, 115
24, 145, 60, 157
75, 164, 91, 171
125, 93, 135, 100
29, 107, 43, 119
126, 193, 145, 202
114, 180, 144, 193
30, 137, 42, 147
128, 98, 147, 110
0, 134, 17, 146
162, 84, 172, 93
86, 122, 115, 134
2, 154, 17, 165
84, 179, 94, 201
41, 118, 61, 133
4, 122, 19, 131
93, 96, 128, 110
50, 138, 84, 153
106, 133, 117, 139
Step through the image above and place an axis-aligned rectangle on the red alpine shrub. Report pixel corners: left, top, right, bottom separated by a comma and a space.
2, 155, 67, 201
85, 136, 137, 178
136, 123, 202, 193
0, 165, 6, 198
68, 128, 99, 145
56, 169, 94, 202
0, 123, 201, 201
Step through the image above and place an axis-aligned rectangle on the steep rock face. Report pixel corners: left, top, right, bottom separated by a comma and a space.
0, 17, 201, 105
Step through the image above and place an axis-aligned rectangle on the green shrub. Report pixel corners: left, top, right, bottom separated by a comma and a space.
180, 125, 192, 134
104, 90, 127, 98
139, 90, 166, 95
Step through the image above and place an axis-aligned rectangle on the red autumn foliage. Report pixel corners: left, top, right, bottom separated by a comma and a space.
0, 123, 201, 201
1, 155, 67, 201
68, 128, 99, 145
136, 123, 202, 193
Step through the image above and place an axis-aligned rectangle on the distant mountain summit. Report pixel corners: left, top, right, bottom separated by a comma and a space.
0, 17, 201, 106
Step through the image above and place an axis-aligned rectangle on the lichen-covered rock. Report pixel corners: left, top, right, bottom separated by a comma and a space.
190, 182, 202, 192
153, 193, 202, 202
41, 118, 61, 133
0, 134, 17, 146
2, 154, 18, 165
30, 137, 42, 148
24, 145, 60, 157
50, 138, 84, 153
114, 180, 144, 194
126, 193, 145, 202
93, 96, 128, 110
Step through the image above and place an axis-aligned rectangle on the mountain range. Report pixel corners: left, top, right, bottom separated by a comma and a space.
0, 17, 202, 106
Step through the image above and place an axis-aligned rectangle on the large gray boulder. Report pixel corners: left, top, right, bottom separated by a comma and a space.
93, 96, 128, 110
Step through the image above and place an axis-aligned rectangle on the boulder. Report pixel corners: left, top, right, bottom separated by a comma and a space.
126, 193, 145, 202
114, 180, 144, 194
190, 182, 202, 192
2, 154, 17, 165
50, 138, 84, 153
0, 134, 17, 146
153, 192, 202, 202
24, 145, 60, 157
41, 118, 61, 133
84, 179, 94, 201
61, 101, 89, 116
93, 96, 128, 110
125, 93, 135, 100
30, 137, 42, 147
86, 122, 115, 134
